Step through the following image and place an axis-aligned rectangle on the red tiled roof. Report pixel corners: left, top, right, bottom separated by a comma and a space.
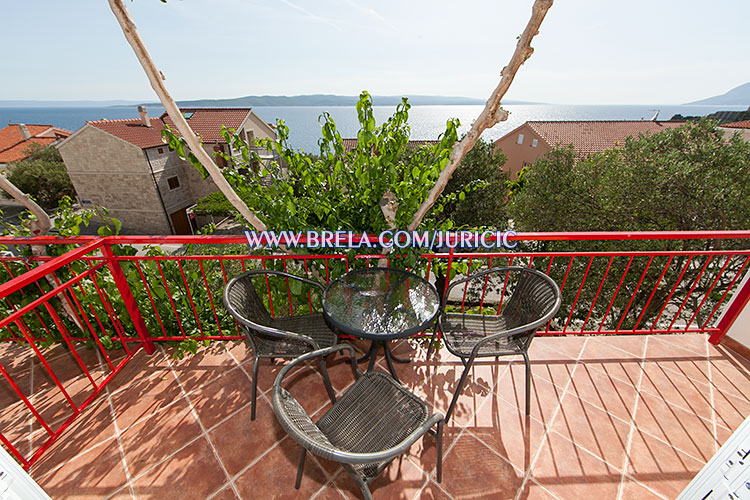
161, 108, 251, 143
87, 117, 166, 149
87, 108, 252, 149
514, 121, 684, 157
0, 124, 72, 163
342, 138, 438, 154
0, 138, 57, 163
723, 120, 750, 129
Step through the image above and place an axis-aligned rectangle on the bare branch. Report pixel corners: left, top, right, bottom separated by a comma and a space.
0, 174, 51, 236
408, 0, 554, 231
0, 174, 85, 331
108, 0, 266, 231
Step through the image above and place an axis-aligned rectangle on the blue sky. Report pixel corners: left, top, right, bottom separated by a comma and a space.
2, 0, 749, 104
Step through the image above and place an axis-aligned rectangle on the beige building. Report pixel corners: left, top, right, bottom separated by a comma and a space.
494, 120, 684, 179
57, 108, 276, 234
720, 120, 750, 142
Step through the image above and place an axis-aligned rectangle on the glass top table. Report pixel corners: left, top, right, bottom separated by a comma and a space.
322, 267, 440, 381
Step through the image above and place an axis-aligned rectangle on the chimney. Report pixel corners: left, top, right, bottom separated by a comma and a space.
18, 124, 31, 140
138, 106, 150, 127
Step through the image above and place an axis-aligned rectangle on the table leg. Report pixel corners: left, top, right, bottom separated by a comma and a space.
366, 342, 378, 372
358, 341, 376, 363
345, 341, 376, 365
382, 342, 401, 383
386, 345, 411, 364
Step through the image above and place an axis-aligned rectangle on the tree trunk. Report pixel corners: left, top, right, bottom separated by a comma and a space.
108, 0, 266, 231
408, 0, 554, 231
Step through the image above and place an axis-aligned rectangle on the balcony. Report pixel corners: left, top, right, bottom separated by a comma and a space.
0, 232, 749, 499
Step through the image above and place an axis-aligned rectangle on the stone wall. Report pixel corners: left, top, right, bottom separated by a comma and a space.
58, 126, 171, 234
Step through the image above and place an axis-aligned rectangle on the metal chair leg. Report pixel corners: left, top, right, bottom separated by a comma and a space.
345, 465, 374, 500
426, 325, 439, 359
436, 419, 444, 483
295, 448, 306, 489
319, 355, 336, 404
522, 351, 531, 416
360, 483, 374, 500
446, 361, 473, 423
251, 355, 260, 420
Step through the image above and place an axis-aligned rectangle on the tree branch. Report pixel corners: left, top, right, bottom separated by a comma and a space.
408, 0, 554, 231
108, 0, 266, 231
0, 174, 52, 237
0, 174, 86, 332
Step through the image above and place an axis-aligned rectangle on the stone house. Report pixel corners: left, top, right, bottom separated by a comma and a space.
493, 120, 683, 180
57, 108, 276, 234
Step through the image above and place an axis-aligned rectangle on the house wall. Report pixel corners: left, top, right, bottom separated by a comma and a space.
57, 126, 171, 234
241, 113, 276, 142
144, 146, 200, 215
720, 127, 750, 142
493, 125, 551, 180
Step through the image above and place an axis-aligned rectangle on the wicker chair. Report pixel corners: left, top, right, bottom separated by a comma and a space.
427, 266, 561, 421
223, 270, 338, 420
272, 344, 444, 500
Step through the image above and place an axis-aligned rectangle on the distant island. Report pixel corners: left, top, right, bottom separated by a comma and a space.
0, 94, 544, 108
0, 99, 145, 108
134, 94, 542, 108
685, 82, 750, 106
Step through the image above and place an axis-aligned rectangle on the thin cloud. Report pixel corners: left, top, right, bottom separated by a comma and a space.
279, 0, 341, 30
341, 0, 397, 30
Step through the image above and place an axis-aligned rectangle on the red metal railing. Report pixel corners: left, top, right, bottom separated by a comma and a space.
0, 230, 749, 469
0, 239, 142, 468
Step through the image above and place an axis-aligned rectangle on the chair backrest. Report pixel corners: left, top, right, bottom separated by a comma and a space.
444, 266, 561, 336
223, 272, 274, 328
501, 268, 561, 331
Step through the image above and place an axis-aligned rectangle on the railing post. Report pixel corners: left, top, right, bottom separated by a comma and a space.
711, 267, 750, 345
101, 243, 155, 354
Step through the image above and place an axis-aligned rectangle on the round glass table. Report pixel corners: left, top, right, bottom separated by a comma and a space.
322, 267, 440, 382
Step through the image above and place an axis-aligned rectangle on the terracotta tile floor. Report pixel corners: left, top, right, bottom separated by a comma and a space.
1, 334, 749, 500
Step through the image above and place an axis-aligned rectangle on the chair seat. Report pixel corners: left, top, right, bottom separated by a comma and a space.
441, 313, 527, 357
316, 371, 429, 482
251, 314, 338, 357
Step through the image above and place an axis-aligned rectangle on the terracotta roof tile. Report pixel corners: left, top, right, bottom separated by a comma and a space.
0, 138, 57, 163
723, 120, 750, 129
87, 108, 252, 149
519, 121, 684, 157
161, 108, 251, 143
0, 124, 71, 163
88, 117, 166, 149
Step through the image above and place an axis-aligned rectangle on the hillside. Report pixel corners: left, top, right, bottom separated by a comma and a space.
686, 82, 750, 105
138, 94, 540, 107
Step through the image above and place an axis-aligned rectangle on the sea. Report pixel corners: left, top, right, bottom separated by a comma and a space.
1, 104, 746, 154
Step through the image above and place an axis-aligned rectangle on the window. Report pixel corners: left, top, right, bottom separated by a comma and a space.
157, 147, 164, 154
167, 176, 180, 190
532, 139, 538, 148
517, 133, 524, 145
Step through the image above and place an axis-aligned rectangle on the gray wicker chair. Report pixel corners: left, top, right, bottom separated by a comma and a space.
427, 266, 561, 421
223, 270, 338, 420
272, 344, 444, 500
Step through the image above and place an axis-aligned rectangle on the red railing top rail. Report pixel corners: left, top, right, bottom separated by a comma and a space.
0, 239, 103, 301
1, 230, 750, 247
